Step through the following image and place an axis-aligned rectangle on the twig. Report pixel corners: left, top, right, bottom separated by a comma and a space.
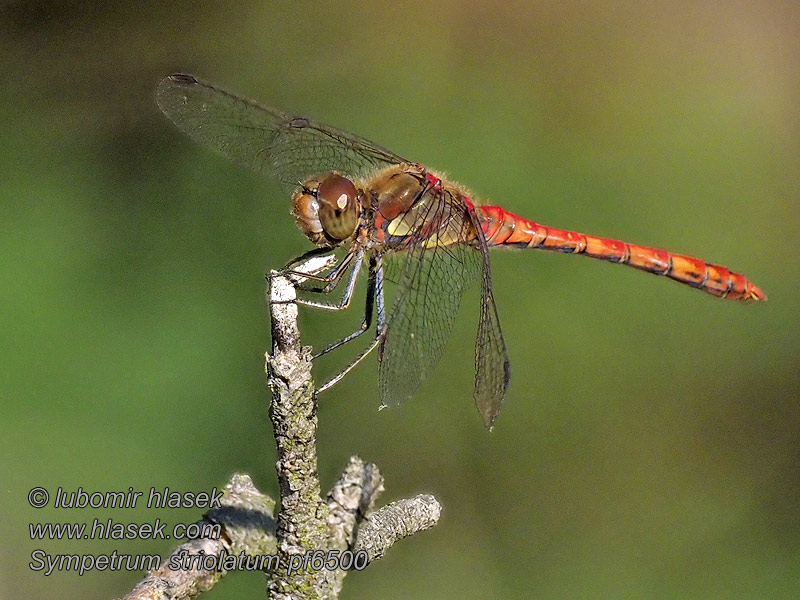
326, 456, 385, 549
266, 258, 338, 598
353, 495, 442, 562
325, 457, 385, 596
120, 474, 276, 600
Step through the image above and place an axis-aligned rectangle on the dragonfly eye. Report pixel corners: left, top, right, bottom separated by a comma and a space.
316, 174, 360, 241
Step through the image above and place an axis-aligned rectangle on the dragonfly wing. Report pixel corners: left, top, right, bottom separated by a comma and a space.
156, 74, 407, 188
466, 208, 510, 429
378, 189, 483, 411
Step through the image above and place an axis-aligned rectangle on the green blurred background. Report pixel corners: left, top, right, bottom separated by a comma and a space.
2, 1, 798, 598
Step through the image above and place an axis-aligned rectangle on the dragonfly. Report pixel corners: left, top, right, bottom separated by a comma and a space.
156, 73, 766, 429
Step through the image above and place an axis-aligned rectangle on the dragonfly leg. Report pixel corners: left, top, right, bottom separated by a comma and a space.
283, 246, 336, 271
294, 247, 364, 310
314, 255, 383, 358
284, 248, 355, 292
317, 258, 387, 392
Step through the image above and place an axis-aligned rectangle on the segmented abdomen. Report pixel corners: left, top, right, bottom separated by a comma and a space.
477, 205, 766, 301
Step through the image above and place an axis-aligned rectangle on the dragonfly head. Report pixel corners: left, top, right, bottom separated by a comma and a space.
292, 173, 361, 246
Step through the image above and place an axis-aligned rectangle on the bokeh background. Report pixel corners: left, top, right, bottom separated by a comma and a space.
2, 1, 798, 598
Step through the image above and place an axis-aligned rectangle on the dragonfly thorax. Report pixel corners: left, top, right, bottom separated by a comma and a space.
292, 173, 362, 246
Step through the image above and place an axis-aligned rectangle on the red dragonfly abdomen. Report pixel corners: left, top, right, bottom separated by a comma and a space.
477, 205, 766, 301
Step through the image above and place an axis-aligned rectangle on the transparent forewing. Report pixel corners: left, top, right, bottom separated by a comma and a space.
467, 208, 511, 428
378, 189, 483, 410
156, 74, 407, 187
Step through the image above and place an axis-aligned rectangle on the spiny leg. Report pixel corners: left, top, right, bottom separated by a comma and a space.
284, 247, 356, 292
315, 254, 382, 358
294, 246, 364, 310
283, 245, 337, 271
317, 257, 387, 393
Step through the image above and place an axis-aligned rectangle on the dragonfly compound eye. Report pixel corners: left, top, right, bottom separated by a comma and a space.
316, 173, 360, 241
